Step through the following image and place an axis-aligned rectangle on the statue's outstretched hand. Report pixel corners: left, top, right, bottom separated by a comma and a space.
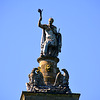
38, 9, 42, 13
38, 9, 43, 16
38, 9, 43, 21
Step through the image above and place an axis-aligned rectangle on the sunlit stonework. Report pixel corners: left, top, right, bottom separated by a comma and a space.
25, 9, 72, 94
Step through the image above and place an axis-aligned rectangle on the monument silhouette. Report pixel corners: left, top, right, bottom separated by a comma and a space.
20, 9, 80, 100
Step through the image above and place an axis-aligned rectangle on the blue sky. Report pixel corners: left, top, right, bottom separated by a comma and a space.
0, 0, 100, 100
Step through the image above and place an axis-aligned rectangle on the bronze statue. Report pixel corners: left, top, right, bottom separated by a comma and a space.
38, 9, 62, 57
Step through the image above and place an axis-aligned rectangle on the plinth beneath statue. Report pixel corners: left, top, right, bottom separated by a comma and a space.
37, 56, 59, 85
20, 91, 80, 100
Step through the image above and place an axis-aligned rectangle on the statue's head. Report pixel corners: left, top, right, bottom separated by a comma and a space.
49, 18, 54, 24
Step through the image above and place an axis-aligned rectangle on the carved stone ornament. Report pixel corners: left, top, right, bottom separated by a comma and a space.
45, 64, 53, 72
26, 66, 71, 93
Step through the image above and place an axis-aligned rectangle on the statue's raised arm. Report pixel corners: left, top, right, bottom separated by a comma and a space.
38, 9, 43, 18
38, 9, 42, 26
38, 9, 48, 29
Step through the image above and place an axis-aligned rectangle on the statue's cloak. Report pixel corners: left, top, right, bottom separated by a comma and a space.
41, 28, 62, 55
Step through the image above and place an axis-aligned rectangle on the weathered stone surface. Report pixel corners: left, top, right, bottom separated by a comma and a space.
37, 56, 59, 85
37, 56, 59, 63
20, 91, 80, 100
26, 56, 71, 93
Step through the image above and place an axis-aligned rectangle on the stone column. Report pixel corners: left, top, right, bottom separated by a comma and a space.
37, 56, 59, 86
